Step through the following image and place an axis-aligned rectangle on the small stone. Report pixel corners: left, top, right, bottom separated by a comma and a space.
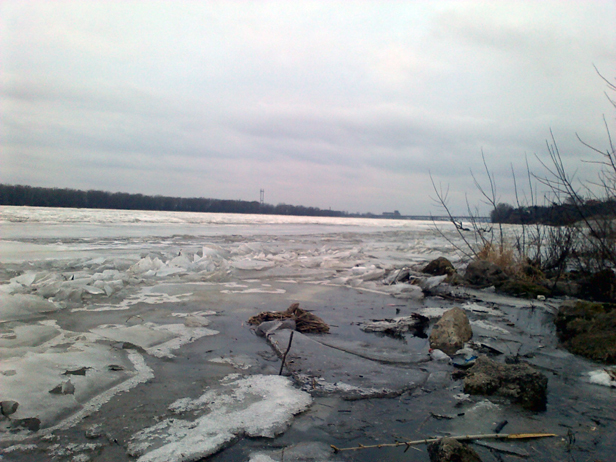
423, 257, 455, 276
1, 400, 19, 416
428, 437, 482, 462
12, 417, 41, 432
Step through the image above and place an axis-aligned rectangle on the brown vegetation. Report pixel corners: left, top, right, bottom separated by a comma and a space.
248, 303, 330, 334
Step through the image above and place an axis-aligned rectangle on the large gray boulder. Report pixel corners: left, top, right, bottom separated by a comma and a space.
464, 260, 508, 287
464, 356, 548, 411
429, 307, 472, 356
427, 437, 482, 462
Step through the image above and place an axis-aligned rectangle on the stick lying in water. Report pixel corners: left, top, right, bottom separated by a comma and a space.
278, 330, 295, 375
330, 433, 557, 453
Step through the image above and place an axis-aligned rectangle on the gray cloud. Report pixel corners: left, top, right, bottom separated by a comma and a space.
1, 1, 615, 215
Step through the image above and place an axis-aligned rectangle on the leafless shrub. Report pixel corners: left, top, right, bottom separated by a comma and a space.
432, 69, 616, 281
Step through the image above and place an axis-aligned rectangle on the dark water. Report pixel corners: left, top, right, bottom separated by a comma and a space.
4, 282, 614, 462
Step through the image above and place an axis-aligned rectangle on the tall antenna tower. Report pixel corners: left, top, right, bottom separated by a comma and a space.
260, 189, 264, 205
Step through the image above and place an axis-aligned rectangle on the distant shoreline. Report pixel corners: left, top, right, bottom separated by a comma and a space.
0, 183, 487, 222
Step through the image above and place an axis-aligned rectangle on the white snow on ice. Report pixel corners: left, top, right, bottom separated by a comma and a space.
127, 374, 312, 462
588, 369, 616, 388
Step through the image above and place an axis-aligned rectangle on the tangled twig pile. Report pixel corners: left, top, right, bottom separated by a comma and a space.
248, 303, 330, 334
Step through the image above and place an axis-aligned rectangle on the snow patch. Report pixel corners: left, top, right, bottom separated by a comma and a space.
588, 369, 616, 388
128, 374, 311, 462
221, 288, 286, 294
73, 289, 192, 312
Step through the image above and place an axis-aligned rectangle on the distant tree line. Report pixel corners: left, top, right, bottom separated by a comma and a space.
0, 184, 351, 218
490, 199, 616, 226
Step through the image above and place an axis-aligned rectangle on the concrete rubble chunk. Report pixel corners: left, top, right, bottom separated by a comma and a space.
464, 355, 548, 411
429, 307, 472, 356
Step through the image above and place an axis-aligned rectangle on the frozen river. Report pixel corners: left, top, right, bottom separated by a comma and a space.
0, 206, 614, 462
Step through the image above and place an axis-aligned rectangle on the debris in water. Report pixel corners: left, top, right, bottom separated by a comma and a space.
360, 314, 429, 337
494, 420, 508, 433
63, 367, 91, 376
248, 303, 329, 334
330, 432, 557, 454
49, 380, 75, 395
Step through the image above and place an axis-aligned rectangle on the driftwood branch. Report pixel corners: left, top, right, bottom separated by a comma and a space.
330, 433, 557, 453
278, 331, 295, 375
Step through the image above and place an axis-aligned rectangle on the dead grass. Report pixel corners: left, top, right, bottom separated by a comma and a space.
477, 242, 517, 269
476, 242, 542, 282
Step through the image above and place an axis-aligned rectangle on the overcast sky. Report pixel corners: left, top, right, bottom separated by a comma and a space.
2, 1, 615, 215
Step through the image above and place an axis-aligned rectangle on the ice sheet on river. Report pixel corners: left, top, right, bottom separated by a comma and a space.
0, 293, 61, 321
127, 374, 312, 462
267, 330, 429, 398
0, 327, 152, 436
4, 208, 616, 462
90, 322, 218, 358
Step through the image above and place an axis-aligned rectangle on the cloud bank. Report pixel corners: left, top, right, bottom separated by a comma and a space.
2, 1, 615, 214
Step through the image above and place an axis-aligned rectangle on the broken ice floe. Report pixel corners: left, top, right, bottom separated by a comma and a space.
295, 374, 394, 398
231, 259, 276, 271
462, 302, 504, 316
380, 283, 424, 299
267, 330, 428, 398
72, 288, 192, 312
0, 293, 61, 322
418, 307, 449, 318
417, 274, 448, 290
47, 442, 104, 460
470, 320, 510, 334
208, 354, 253, 370
221, 287, 286, 294
248, 442, 333, 462
588, 368, 616, 388
90, 322, 218, 358
360, 314, 429, 337
127, 374, 312, 462
1, 337, 152, 440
